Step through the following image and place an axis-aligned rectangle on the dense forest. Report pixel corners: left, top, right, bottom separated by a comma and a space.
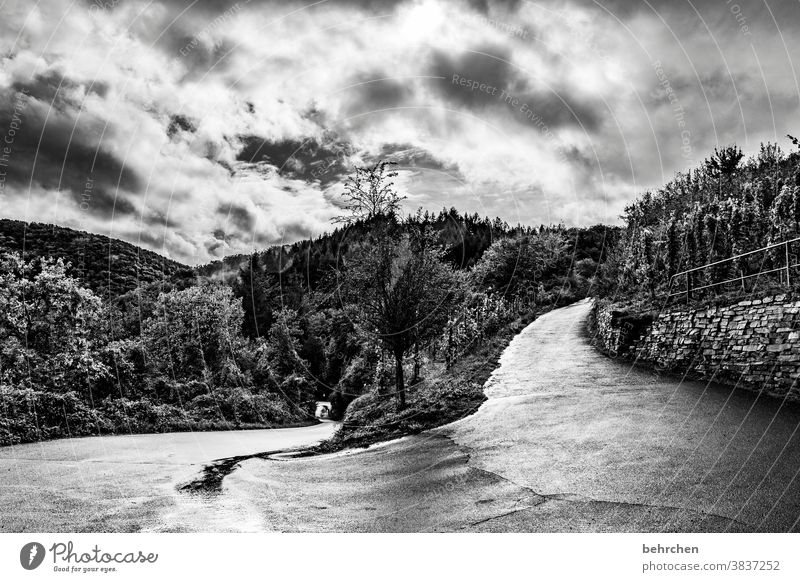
598, 140, 800, 304
0, 163, 617, 446
0, 219, 189, 299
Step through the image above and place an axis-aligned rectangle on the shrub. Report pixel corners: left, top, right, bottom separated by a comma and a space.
99, 398, 194, 433
0, 386, 102, 445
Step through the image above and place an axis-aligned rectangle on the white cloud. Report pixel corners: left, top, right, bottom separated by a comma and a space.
1, 0, 798, 263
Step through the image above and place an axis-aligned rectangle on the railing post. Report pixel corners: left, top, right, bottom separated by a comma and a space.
686, 272, 692, 303
786, 241, 791, 288
667, 237, 800, 302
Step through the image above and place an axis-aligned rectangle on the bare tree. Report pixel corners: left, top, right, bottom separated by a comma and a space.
336, 160, 405, 224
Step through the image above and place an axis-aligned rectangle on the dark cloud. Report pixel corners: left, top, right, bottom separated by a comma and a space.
255, 220, 315, 245
167, 114, 197, 139
217, 203, 255, 232
235, 134, 354, 184
372, 143, 460, 174
0, 88, 141, 219
464, 0, 524, 14
429, 47, 603, 131
85, 186, 137, 217
151, 0, 408, 10
344, 74, 414, 113
10, 0, 796, 264
560, 145, 596, 172
309, 0, 524, 14
429, 45, 517, 108
596, 0, 799, 25
12, 70, 109, 104
157, 0, 243, 11
514, 91, 604, 132
205, 239, 226, 256
146, 13, 239, 80
142, 210, 180, 229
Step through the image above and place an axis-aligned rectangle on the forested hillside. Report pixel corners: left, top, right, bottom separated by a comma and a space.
1, 162, 618, 446
200, 209, 518, 285
0, 219, 189, 298
599, 141, 800, 303
222, 210, 617, 338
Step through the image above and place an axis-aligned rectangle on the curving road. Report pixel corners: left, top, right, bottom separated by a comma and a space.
212, 299, 800, 532
0, 423, 336, 532
3, 299, 800, 532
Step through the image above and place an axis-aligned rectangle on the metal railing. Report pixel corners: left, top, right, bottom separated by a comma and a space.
667, 236, 800, 301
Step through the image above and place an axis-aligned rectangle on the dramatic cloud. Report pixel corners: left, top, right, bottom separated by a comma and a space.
1, 0, 798, 263
235, 134, 354, 185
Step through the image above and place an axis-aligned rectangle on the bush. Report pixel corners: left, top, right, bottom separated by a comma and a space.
99, 398, 194, 434
185, 386, 305, 427
0, 387, 102, 445
0, 383, 309, 446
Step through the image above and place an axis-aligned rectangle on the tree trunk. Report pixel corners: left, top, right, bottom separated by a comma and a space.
446, 325, 453, 369
394, 353, 406, 409
412, 343, 420, 384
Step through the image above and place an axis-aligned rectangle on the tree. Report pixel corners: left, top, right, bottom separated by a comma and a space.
234, 253, 280, 338
470, 229, 568, 299
343, 225, 461, 407
141, 283, 244, 385
264, 307, 317, 409
705, 145, 745, 177
265, 307, 307, 377
336, 160, 405, 223
704, 145, 744, 199
0, 253, 109, 393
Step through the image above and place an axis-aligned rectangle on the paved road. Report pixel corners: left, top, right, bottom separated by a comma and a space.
218, 299, 800, 532
0, 423, 336, 532
3, 299, 800, 532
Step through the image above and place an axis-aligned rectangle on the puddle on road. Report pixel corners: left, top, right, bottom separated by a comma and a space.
177, 450, 285, 495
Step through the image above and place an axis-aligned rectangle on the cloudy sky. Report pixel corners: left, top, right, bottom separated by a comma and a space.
1, 0, 799, 264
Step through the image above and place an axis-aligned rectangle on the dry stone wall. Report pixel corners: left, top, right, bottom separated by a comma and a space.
591, 295, 800, 400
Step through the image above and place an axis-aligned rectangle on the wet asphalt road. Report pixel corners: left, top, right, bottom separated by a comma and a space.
3, 299, 800, 532
0, 423, 336, 532
223, 299, 800, 532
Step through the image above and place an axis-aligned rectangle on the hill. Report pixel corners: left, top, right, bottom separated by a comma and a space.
1, 211, 617, 314
0, 219, 189, 298
598, 142, 800, 303
200, 208, 615, 284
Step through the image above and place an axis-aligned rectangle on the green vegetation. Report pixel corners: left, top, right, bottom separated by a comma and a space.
0, 254, 305, 446
1, 162, 616, 447
0, 219, 188, 299
342, 221, 462, 408
317, 218, 607, 449
598, 141, 800, 305
316, 308, 551, 452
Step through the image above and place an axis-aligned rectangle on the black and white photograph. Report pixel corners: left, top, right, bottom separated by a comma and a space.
1, 0, 800, 579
